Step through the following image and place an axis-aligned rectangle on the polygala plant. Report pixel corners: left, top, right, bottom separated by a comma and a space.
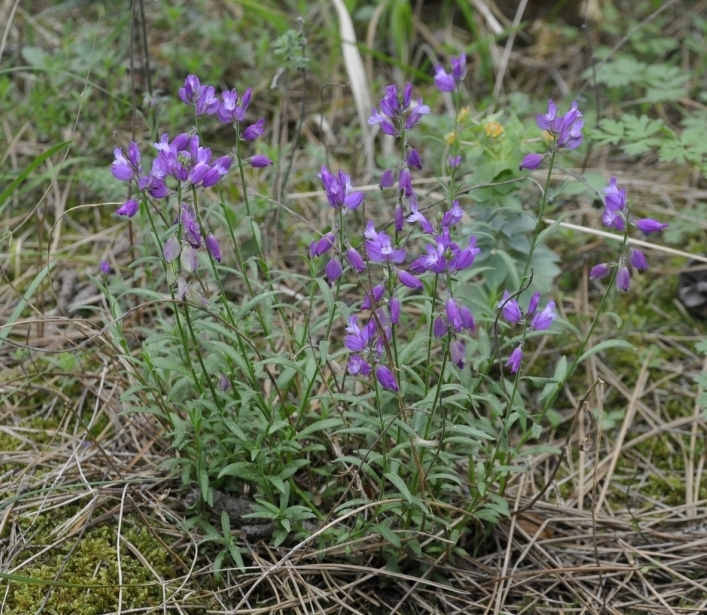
104, 55, 667, 566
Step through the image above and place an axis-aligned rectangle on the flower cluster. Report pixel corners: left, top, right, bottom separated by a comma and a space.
321, 81, 483, 384
111, 74, 274, 299
433, 296, 475, 368
519, 99, 584, 170
178, 74, 264, 139
319, 166, 365, 212
590, 177, 668, 291
345, 311, 399, 392
309, 166, 367, 286
371, 84, 430, 224
368, 83, 430, 137
434, 53, 467, 93
497, 291, 557, 373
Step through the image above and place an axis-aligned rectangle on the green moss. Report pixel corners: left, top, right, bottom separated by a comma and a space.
2, 516, 208, 614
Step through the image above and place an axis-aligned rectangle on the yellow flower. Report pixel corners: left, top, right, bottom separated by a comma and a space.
456, 106, 470, 123
484, 121, 504, 138
445, 131, 457, 145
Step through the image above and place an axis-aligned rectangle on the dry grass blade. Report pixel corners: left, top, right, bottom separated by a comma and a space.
330, 0, 375, 175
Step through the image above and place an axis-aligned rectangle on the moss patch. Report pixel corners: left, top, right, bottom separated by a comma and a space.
2, 515, 208, 615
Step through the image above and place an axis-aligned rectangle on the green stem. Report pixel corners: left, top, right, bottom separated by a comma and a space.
423, 274, 440, 397
143, 202, 203, 395
521, 147, 557, 283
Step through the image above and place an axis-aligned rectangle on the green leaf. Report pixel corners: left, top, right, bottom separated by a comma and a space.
0, 263, 53, 345
577, 340, 635, 364
0, 140, 71, 211
374, 522, 401, 548
445, 424, 495, 441
297, 417, 344, 439
218, 462, 259, 481
384, 472, 413, 503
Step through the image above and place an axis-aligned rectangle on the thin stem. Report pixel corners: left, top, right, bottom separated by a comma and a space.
143, 202, 203, 395
424, 274, 440, 397
521, 147, 557, 283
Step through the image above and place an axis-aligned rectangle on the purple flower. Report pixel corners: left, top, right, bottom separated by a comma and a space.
590, 263, 611, 279
177, 276, 188, 300
310, 232, 336, 257
389, 297, 400, 324
497, 290, 522, 323
362, 284, 385, 309
441, 201, 463, 228
364, 222, 406, 264
433, 316, 447, 338
406, 148, 422, 170
368, 83, 428, 136
318, 166, 365, 211
616, 265, 631, 292
163, 236, 181, 263
536, 99, 583, 150
349, 355, 372, 376
346, 246, 366, 272
449, 236, 481, 272
243, 118, 265, 141
111, 143, 141, 181
380, 168, 396, 189
446, 297, 462, 331
446, 297, 475, 333
325, 257, 342, 286
181, 245, 198, 273
530, 300, 557, 331
398, 270, 423, 290
217, 87, 252, 124
405, 98, 431, 130
367, 108, 396, 136
447, 155, 461, 169
602, 208, 626, 231
206, 234, 222, 262
634, 218, 668, 233
519, 153, 544, 171
218, 374, 231, 392
629, 248, 648, 271
99, 261, 111, 276
450, 338, 465, 369
407, 203, 434, 234
557, 118, 584, 150
248, 155, 273, 168
459, 304, 475, 331
202, 155, 231, 188
398, 168, 417, 207
116, 199, 139, 217
410, 235, 448, 274
180, 204, 202, 248
376, 365, 399, 392
394, 204, 404, 232
434, 53, 466, 92
506, 346, 523, 374
604, 177, 626, 212
527, 292, 540, 317
154, 132, 191, 155
344, 315, 374, 352
381, 83, 411, 117
434, 67, 456, 93
536, 99, 560, 132
179, 75, 202, 105
196, 85, 219, 116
